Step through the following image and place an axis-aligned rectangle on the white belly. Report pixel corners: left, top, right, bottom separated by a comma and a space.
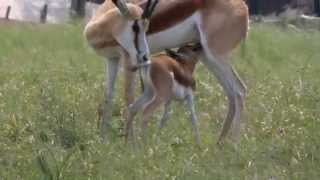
170, 73, 192, 100
148, 12, 200, 53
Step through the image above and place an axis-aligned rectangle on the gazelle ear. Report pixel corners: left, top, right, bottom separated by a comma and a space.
165, 49, 186, 60
142, 0, 159, 19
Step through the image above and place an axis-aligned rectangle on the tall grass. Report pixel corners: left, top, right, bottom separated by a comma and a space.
0, 22, 319, 180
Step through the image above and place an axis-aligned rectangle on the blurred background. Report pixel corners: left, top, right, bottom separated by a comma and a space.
0, 0, 319, 24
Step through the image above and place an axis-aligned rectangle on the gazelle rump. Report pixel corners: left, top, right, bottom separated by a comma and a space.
127, 44, 202, 144
85, 0, 249, 143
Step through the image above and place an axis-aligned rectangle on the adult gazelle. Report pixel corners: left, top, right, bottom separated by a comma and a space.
84, 0, 159, 142
84, 0, 249, 143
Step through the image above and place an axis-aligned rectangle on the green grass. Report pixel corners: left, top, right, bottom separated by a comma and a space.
0, 22, 320, 180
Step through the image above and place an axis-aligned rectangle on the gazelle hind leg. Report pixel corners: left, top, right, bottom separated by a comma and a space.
229, 67, 246, 139
198, 29, 246, 143
100, 57, 120, 142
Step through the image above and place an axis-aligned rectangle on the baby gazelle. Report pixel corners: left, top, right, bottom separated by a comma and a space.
128, 44, 202, 144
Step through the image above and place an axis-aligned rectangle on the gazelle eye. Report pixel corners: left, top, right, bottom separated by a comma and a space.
143, 55, 148, 62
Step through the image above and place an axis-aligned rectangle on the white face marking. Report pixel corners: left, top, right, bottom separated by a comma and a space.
113, 21, 140, 63
134, 20, 151, 63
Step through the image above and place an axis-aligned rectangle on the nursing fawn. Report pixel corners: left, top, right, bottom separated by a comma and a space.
128, 44, 202, 144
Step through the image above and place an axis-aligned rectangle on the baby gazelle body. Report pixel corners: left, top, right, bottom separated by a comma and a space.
128, 44, 201, 144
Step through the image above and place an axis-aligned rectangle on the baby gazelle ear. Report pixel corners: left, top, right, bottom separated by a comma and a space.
165, 49, 178, 58
165, 49, 186, 61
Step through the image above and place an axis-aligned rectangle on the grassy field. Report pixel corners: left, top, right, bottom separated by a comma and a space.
0, 22, 320, 180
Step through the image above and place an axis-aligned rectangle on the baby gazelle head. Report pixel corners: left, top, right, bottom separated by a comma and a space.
165, 43, 202, 72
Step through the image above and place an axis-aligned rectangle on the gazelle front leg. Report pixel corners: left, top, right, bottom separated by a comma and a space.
123, 58, 137, 107
122, 51, 152, 142
158, 100, 172, 133
186, 91, 201, 145
140, 96, 163, 130
100, 57, 120, 142
138, 95, 164, 143
126, 86, 154, 142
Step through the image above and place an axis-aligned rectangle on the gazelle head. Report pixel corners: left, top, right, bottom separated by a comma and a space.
112, 0, 159, 64
165, 43, 202, 72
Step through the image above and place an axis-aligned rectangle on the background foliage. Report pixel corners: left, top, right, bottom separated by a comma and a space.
0, 22, 319, 179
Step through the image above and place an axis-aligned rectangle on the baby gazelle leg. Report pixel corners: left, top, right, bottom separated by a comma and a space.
157, 100, 172, 134
140, 96, 163, 131
186, 91, 200, 145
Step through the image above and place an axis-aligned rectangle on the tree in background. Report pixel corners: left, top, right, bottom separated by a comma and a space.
70, 0, 86, 18
315, 0, 320, 16
87, 0, 105, 4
